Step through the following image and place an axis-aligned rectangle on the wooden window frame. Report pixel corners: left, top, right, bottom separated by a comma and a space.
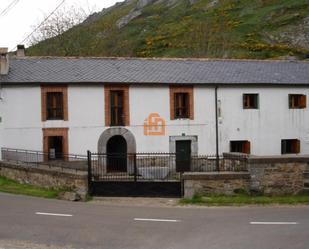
41, 85, 68, 121
43, 128, 69, 161
243, 93, 259, 109
110, 90, 124, 126
230, 140, 251, 154
281, 139, 300, 154
174, 92, 189, 119
105, 85, 129, 126
170, 86, 194, 120
289, 94, 307, 109
46, 92, 64, 120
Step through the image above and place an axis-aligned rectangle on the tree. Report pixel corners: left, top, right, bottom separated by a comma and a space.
29, 4, 94, 55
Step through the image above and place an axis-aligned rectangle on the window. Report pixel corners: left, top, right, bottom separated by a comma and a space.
105, 85, 129, 127
41, 86, 68, 121
175, 93, 189, 119
43, 128, 68, 162
289, 94, 306, 109
243, 94, 259, 109
46, 92, 63, 120
48, 136, 63, 160
281, 139, 300, 154
230, 140, 251, 154
170, 86, 194, 120
110, 90, 124, 126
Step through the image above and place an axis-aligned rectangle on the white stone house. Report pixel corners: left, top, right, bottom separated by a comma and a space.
0, 47, 309, 163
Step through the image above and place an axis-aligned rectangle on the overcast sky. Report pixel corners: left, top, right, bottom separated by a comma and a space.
0, 0, 122, 50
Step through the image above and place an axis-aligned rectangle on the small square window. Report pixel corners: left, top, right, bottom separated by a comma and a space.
281, 139, 300, 154
174, 92, 189, 119
289, 94, 306, 109
243, 94, 259, 109
230, 140, 251, 154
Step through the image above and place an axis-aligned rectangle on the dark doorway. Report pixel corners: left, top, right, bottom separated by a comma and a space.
176, 140, 191, 172
48, 136, 63, 160
106, 135, 127, 172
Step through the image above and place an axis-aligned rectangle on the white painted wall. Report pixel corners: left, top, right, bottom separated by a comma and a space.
68, 85, 105, 155
129, 85, 216, 154
218, 86, 309, 155
1, 86, 42, 151
0, 91, 3, 160
1, 84, 308, 157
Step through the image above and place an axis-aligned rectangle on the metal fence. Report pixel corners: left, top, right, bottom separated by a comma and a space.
88, 152, 248, 182
89, 153, 179, 182
1, 147, 88, 171
1, 148, 248, 175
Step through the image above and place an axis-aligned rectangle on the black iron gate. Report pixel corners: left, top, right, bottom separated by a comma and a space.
87, 151, 182, 197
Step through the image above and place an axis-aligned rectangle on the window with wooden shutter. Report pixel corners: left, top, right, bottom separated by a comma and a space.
41, 86, 68, 121
230, 140, 251, 154
46, 92, 64, 120
289, 94, 306, 109
281, 139, 300, 154
243, 93, 259, 109
110, 90, 124, 126
243, 94, 259, 109
170, 86, 194, 120
174, 93, 189, 119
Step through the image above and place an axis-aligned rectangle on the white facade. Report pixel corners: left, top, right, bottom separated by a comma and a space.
0, 84, 308, 156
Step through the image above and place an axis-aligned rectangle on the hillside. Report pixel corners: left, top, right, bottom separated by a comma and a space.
27, 0, 309, 59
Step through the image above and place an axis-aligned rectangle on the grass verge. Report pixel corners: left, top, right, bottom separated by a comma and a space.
0, 176, 61, 199
180, 193, 309, 206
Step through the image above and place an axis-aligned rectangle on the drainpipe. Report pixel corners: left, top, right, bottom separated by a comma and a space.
215, 86, 219, 171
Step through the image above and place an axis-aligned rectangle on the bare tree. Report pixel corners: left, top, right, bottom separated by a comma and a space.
29, 4, 95, 55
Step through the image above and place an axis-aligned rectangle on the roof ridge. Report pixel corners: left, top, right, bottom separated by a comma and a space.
11, 56, 309, 63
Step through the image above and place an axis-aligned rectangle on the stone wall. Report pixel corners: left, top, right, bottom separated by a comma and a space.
183, 172, 250, 198
248, 156, 309, 195
0, 161, 88, 193
183, 155, 309, 198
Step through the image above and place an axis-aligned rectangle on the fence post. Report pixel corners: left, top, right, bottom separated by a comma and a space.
87, 150, 92, 195
133, 153, 137, 183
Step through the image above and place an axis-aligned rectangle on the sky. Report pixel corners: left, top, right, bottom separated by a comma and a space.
0, 0, 122, 50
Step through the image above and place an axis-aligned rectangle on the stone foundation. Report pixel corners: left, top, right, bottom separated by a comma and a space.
183, 172, 250, 198
248, 156, 309, 195
0, 161, 87, 194
184, 155, 309, 198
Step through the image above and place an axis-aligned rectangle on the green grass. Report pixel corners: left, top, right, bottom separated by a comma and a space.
180, 193, 309, 206
0, 176, 61, 199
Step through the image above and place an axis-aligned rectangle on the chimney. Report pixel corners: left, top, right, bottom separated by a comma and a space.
0, 48, 9, 75
17, 44, 25, 57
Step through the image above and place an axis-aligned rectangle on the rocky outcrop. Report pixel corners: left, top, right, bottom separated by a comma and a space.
116, 9, 142, 29
116, 0, 183, 29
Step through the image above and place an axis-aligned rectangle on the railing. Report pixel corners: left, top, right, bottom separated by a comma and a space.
88, 152, 248, 182
89, 153, 178, 181
1, 148, 248, 176
1, 147, 88, 171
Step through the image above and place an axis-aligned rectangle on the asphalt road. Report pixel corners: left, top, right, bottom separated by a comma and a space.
0, 193, 308, 249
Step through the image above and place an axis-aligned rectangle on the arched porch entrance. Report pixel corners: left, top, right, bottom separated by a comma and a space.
98, 127, 136, 174
106, 135, 127, 172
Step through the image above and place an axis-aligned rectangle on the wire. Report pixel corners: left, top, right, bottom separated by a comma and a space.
0, 0, 20, 18
10, 0, 66, 51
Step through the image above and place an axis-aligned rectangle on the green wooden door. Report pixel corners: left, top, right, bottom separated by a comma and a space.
176, 140, 191, 172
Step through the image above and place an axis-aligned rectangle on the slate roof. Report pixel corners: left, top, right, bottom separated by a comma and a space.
0, 57, 308, 85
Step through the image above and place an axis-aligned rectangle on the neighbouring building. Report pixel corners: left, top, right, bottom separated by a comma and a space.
0, 47, 308, 161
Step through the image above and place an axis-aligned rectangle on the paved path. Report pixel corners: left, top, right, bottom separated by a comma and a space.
0, 193, 308, 249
